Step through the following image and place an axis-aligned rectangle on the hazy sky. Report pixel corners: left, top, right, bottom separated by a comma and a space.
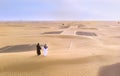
0, 0, 120, 21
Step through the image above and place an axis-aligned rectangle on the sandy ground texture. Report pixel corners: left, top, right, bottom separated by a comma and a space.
0, 21, 120, 76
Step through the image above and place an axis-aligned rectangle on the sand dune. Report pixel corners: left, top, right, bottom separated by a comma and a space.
99, 63, 120, 76
0, 21, 120, 76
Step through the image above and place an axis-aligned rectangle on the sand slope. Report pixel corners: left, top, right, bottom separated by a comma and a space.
0, 21, 120, 76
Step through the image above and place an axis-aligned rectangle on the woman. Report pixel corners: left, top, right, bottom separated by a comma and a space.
36, 43, 41, 56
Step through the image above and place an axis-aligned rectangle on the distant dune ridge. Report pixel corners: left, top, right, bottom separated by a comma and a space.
76, 31, 97, 36
0, 21, 120, 76
42, 31, 63, 34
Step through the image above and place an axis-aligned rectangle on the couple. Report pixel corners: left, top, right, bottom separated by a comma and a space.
36, 43, 48, 56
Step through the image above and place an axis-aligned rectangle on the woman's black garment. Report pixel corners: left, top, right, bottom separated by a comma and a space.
36, 44, 41, 56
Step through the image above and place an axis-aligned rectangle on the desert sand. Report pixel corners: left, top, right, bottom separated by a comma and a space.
0, 21, 120, 76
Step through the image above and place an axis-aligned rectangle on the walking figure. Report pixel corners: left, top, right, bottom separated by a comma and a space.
36, 43, 41, 56
43, 44, 48, 56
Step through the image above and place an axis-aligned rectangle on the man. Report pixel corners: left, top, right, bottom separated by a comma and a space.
43, 44, 48, 56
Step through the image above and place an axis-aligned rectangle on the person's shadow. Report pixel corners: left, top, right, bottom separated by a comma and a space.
0, 44, 35, 53
98, 63, 120, 76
